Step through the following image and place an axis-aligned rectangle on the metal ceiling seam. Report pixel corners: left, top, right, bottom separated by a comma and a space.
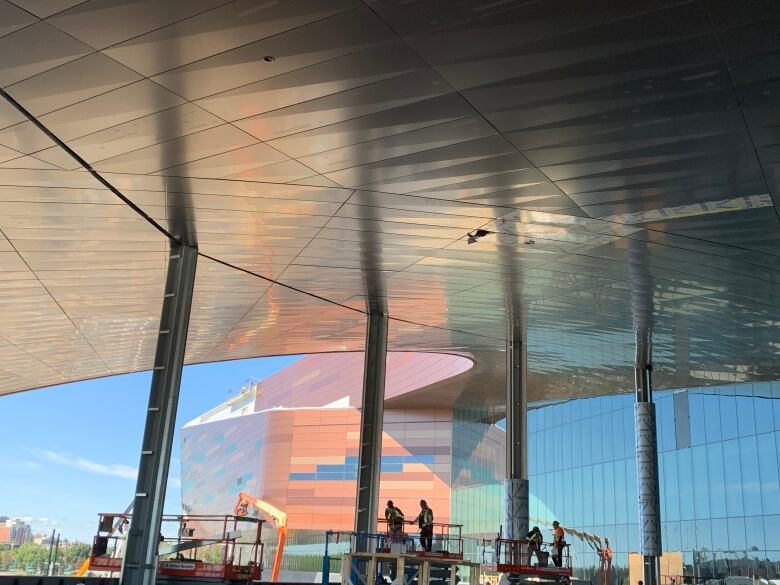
0, 222, 114, 375
44, 0, 239, 53
194, 191, 358, 360
356, 2, 586, 216
0, 87, 178, 240
703, 8, 780, 222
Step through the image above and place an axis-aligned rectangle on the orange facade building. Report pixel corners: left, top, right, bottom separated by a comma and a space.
180, 352, 488, 536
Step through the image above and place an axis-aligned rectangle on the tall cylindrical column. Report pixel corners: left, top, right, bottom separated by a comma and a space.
354, 311, 389, 546
121, 243, 198, 585
504, 321, 528, 540
634, 333, 661, 585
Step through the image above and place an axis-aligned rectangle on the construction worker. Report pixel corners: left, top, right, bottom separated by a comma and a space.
526, 526, 543, 565
411, 500, 434, 552
384, 500, 405, 539
551, 521, 566, 567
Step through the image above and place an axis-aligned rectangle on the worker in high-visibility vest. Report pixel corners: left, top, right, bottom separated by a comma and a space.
526, 526, 543, 566
411, 500, 434, 552
551, 521, 566, 567
384, 500, 405, 539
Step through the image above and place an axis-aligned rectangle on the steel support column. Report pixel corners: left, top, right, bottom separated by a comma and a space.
504, 321, 528, 540
634, 332, 661, 585
120, 243, 198, 585
354, 311, 389, 546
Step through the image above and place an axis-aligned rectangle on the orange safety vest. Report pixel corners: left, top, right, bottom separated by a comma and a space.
553, 527, 565, 544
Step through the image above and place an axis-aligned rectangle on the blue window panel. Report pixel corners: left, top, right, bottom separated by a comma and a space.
703, 395, 722, 443
381, 456, 404, 464
316, 472, 345, 480
689, 394, 706, 446
706, 443, 727, 518
680, 520, 697, 552
664, 520, 682, 551
626, 458, 638, 524
581, 417, 592, 467
774, 396, 780, 431
381, 464, 403, 473
764, 514, 780, 550
691, 445, 710, 519
214, 468, 225, 477
720, 395, 738, 441
603, 461, 615, 526
728, 517, 747, 551
406, 455, 435, 464
345, 456, 358, 464
215, 433, 224, 443
755, 396, 775, 435
739, 435, 762, 516
318, 464, 348, 473
225, 443, 237, 454
289, 473, 317, 481
722, 439, 744, 517
582, 467, 594, 527
736, 395, 756, 437
344, 471, 358, 480
758, 433, 780, 514
678, 449, 695, 521
254, 440, 262, 450
694, 519, 712, 551
193, 453, 205, 463
710, 517, 729, 551
663, 451, 680, 522
745, 516, 765, 552
591, 415, 602, 465
614, 461, 627, 525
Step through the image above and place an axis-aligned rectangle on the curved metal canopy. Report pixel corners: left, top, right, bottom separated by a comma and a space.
0, 0, 778, 401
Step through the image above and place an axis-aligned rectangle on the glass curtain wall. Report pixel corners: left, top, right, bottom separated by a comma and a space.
528, 381, 780, 583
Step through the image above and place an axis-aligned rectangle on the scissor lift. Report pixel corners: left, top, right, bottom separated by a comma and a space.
85, 513, 264, 584
489, 539, 572, 581
331, 526, 480, 585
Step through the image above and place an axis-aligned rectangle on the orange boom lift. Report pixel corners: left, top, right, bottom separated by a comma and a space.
234, 492, 287, 583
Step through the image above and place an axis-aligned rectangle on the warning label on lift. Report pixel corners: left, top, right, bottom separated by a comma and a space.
160, 562, 196, 571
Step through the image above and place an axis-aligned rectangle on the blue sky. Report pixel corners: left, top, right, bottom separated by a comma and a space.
0, 355, 301, 542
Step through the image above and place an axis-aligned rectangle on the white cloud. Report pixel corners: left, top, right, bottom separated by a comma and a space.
31, 449, 138, 480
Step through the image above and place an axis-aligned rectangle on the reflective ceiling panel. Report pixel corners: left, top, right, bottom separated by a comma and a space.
0, 0, 778, 400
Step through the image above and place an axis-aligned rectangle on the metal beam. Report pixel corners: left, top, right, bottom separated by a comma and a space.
634, 331, 661, 585
504, 319, 528, 540
120, 243, 198, 585
354, 311, 389, 545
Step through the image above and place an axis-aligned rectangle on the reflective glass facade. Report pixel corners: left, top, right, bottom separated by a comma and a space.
529, 381, 780, 582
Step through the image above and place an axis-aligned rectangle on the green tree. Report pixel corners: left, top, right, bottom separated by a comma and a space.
14, 543, 48, 572
63, 544, 91, 571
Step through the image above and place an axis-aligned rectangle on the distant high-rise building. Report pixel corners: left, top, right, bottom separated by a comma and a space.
1, 518, 33, 546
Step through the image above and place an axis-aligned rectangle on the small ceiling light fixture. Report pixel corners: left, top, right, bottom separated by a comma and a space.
263, 55, 275, 62
467, 228, 492, 244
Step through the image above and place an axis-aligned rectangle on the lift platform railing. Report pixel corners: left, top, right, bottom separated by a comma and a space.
341, 552, 480, 585
486, 538, 572, 577
86, 513, 264, 582
377, 520, 464, 559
